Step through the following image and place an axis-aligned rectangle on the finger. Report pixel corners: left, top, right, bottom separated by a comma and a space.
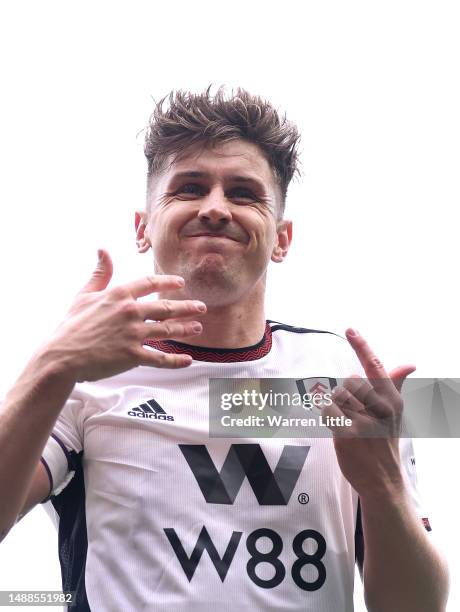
389, 365, 416, 392
142, 320, 203, 341
79, 249, 113, 294
343, 376, 396, 419
138, 299, 207, 322
124, 275, 187, 299
138, 347, 193, 369
343, 376, 380, 407
329, 392, 396, 438
331, 385, 366, 414
345, 328, 389, 383
321, 399, 349, 437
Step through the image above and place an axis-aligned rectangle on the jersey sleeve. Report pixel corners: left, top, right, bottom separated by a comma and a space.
40, 389, 85, 502
399, 437, 431, 531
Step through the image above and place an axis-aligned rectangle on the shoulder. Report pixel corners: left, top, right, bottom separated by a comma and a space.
267, 319, 343, 338
267, 320, 346, 350
267, 320, 362, 376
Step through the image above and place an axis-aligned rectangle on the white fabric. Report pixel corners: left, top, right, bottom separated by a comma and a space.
41, 323, 426, 612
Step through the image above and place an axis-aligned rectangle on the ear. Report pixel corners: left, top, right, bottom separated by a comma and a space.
134, 211, 151, 253
271, 219, 292, 263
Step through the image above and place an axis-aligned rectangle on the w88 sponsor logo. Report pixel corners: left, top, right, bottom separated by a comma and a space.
164, 526, 327, 591
169, 444, 327, 590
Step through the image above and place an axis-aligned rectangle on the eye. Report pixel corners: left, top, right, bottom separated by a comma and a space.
228, 187, 258, 202
176, 183, 206, 198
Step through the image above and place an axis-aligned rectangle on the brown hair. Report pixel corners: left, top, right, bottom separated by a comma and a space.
144, 86, 301, 214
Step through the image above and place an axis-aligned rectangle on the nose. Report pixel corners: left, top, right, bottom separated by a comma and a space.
197, 187, 232, 225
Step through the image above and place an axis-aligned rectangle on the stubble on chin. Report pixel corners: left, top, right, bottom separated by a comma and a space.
179, 255, 243, 303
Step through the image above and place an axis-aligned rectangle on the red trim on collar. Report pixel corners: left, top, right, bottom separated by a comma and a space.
144, 322, 272, 363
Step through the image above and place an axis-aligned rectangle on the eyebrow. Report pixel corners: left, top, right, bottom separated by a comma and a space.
169, 171, 266, 188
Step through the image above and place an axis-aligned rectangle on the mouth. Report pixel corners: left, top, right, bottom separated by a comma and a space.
185, 233, 241, 242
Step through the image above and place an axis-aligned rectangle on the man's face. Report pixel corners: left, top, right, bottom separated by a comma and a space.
135, 140, 292, 307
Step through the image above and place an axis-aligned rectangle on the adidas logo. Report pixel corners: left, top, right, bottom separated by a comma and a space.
128, 399, 174, 421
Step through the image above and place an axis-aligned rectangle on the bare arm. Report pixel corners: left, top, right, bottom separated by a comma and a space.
360, 486, 449, 612
0, 359, 75, 540
324, 329, 449, 611
0, 250, 206, 541
16, 462, 52, 523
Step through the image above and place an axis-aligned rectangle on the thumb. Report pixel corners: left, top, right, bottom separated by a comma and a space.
389, 364, 416, 392
79, 249, 114, 294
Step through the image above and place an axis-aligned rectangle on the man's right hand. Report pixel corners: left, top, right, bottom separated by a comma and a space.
40, 249, 206, 383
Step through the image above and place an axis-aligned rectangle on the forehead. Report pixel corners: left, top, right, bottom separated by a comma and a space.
159, 140, 277, 188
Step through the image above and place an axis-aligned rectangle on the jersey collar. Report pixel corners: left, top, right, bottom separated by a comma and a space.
144, 321, 272, 363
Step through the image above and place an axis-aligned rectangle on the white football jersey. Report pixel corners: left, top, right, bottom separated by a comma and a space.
39, 321, 428, 612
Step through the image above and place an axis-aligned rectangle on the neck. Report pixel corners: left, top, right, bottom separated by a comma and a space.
161, 286, 267, 349
192, 300, 266, 348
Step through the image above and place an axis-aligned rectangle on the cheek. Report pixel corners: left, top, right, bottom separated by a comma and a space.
238, 208, 275, 240
148, 212, 181, 251
249, 218, 278, 253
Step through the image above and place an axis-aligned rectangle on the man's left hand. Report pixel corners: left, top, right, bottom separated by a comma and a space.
323, 328, 416, 498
